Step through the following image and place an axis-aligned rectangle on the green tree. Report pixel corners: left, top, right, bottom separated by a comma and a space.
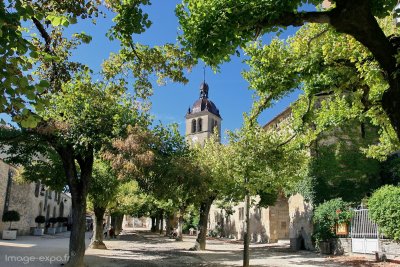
2, 2, 194, 265
0, 73, 144, 266
368, 185, 400, 241
177, 0, 400, 145
88, 159, 119, 249
215, 117, 308, 267
105, 123, 201, 240
189, 134, 236, 250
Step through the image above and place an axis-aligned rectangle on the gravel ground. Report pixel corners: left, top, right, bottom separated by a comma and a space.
0, 229, 396, 267
85, 230, 398, 267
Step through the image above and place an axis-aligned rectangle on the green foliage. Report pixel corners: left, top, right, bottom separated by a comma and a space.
224, 116, 309, 200
35, 215, 46, 225
381, 154, 400, 186
312, 198, 353, 243
368, 185, 400, 241
2, 210, 20, 230
308, 122, 382, 205
88, 159, 119, 210
48, 217, 58, 226
2, 210, 20, 223
177, 0, 397, 66
0, 0, 103, 126
257, 190, 278, 208
243, 21, 400, 157
183, 206, 200, 232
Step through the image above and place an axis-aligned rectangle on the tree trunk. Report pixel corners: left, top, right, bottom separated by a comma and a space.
155, 215, 160, 233
89, 206, 106, 249
192, 196, 214, 250
159, 211, 164, 235
382, 79, 400, 141
66, 187, 87, 267
243, 192, 250, 267
150, 216, 156, 232
113, 213, 124, 236
165, 213, 174, 236
56, 145, 93, 267
176, 212, 184, 241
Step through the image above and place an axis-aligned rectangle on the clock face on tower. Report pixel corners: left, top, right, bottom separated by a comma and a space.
191, 136, 198, 143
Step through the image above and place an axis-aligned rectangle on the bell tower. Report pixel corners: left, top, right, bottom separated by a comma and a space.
185, 82, 222, 146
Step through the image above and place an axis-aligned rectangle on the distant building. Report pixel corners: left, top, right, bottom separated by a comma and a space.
0, 160, 72, 236
185, 82, 222, 146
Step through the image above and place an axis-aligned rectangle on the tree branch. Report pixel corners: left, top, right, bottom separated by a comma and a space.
258, 11, 331, 29
31, 16, 52, 53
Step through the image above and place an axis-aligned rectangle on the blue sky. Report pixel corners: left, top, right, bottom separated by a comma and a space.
10, 1, 305, 140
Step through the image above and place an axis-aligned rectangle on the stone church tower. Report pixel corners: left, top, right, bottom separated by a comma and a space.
185, 82, 221, 146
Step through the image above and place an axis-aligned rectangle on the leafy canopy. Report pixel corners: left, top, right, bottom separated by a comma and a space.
177, 0, 397, 66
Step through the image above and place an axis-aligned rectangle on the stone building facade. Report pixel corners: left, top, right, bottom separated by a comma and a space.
207, 195, 290, 243
263, 107, 314, 249
0, 160, 72, 236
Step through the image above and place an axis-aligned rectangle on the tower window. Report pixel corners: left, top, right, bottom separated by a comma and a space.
198, 118, 202, 132
210, 119, 214, 133
214, 120, 218, 132
191, 119, 196, 133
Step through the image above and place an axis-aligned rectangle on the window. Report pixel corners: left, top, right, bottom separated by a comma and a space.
198, 118, 202, 132
34, 182, 40, 197
255, 207, 262, 220
191, 119, 196, 133
210, 119, 214, 133
239, 207, 244, 221
214, 120, 218, 131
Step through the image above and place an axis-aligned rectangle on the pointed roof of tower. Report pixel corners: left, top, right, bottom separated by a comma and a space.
186, 82, 221, 118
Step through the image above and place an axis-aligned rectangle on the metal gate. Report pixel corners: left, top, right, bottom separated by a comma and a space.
350, 208, 379, 254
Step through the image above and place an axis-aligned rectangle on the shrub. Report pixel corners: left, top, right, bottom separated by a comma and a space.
48, 217, 58, 227
313, 198, 353, 244
368, 185, 400, 241
2, 210, 20, 229
35, 215, 46, 227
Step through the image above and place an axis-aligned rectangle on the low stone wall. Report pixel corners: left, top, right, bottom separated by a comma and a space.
332, 238, 352, 255
380, 240, 400, 262
333, 238, 400, 262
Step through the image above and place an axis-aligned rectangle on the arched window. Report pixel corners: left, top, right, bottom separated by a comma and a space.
34, 182, 40, 197
191, 119, 196, 133
198, 118, 202, 132
38, 202, 43, 216
59, 202, 64, 217
210, 119, 214, 133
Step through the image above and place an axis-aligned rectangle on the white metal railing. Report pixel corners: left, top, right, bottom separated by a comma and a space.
350, 209, 379, 239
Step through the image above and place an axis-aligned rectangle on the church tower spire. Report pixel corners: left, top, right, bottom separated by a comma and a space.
185, 81, 222, 146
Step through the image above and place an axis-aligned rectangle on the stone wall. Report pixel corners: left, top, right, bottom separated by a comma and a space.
378, 240, 400, 262
288, 194, 314, 250
0, 160, 72, 236
0, 160, 13, 227
332, 238, 352, 255
208, 195, 289, 243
